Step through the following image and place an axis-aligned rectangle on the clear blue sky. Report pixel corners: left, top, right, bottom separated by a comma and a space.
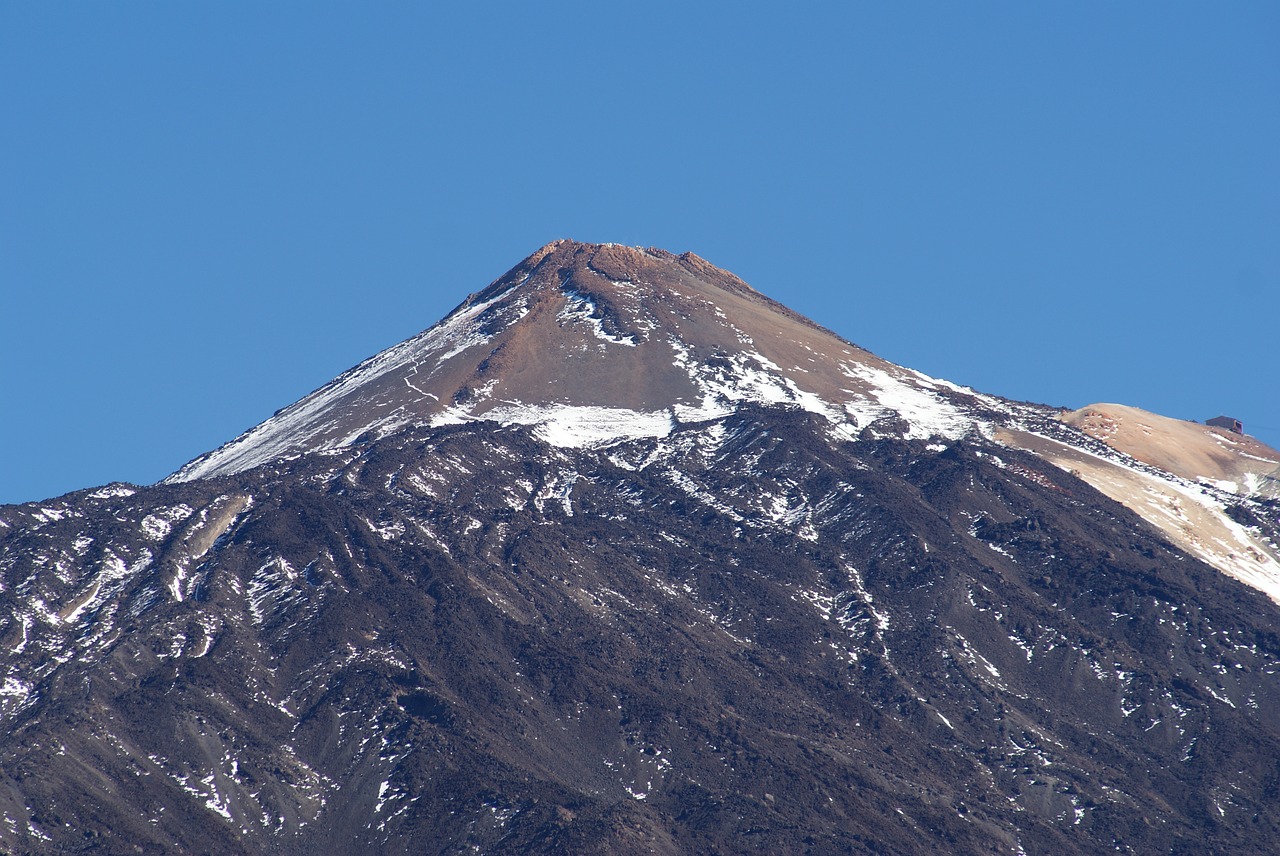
3, 3, 1277, 504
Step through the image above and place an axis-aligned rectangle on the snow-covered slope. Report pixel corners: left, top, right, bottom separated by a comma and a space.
167, 241, 992, 482
166, 240, 1280, 603
996, 421, 1280, 603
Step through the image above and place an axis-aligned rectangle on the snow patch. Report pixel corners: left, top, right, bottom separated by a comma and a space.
839, 362, 973, 441
558, 287, 638, 346
439, 403, 676, 449
167, 288, 519, 482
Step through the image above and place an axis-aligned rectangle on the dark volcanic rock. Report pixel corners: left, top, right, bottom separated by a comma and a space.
1, 409, 1278, 854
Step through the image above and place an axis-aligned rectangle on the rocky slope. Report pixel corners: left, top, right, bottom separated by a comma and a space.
1, 242, 1278, 854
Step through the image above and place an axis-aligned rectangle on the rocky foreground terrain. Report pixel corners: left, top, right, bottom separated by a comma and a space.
1, 242, 1278, 854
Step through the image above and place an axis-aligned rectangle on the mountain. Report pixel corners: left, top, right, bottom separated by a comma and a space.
2, 241, 1278, 854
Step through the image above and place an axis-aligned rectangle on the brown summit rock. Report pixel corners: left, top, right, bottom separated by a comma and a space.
169, 240, 908, 482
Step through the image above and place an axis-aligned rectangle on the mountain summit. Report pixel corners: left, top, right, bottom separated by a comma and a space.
171, 240, 979, 481
172, 240, 1280, 604
2, 243, 1279, 854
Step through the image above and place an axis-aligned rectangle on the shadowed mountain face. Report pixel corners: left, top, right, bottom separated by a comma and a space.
2, 243, 1279, 854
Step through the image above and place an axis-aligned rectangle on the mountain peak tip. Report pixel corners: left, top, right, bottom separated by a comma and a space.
171, 239, 868, 484
525, 238, 717, 265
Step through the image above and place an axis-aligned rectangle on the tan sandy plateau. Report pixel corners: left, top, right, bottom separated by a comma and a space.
1064, 403, 1280, 495
998, 404, 1280, 602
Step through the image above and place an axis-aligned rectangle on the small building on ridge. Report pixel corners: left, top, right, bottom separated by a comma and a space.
1207, 415, 1244, 435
